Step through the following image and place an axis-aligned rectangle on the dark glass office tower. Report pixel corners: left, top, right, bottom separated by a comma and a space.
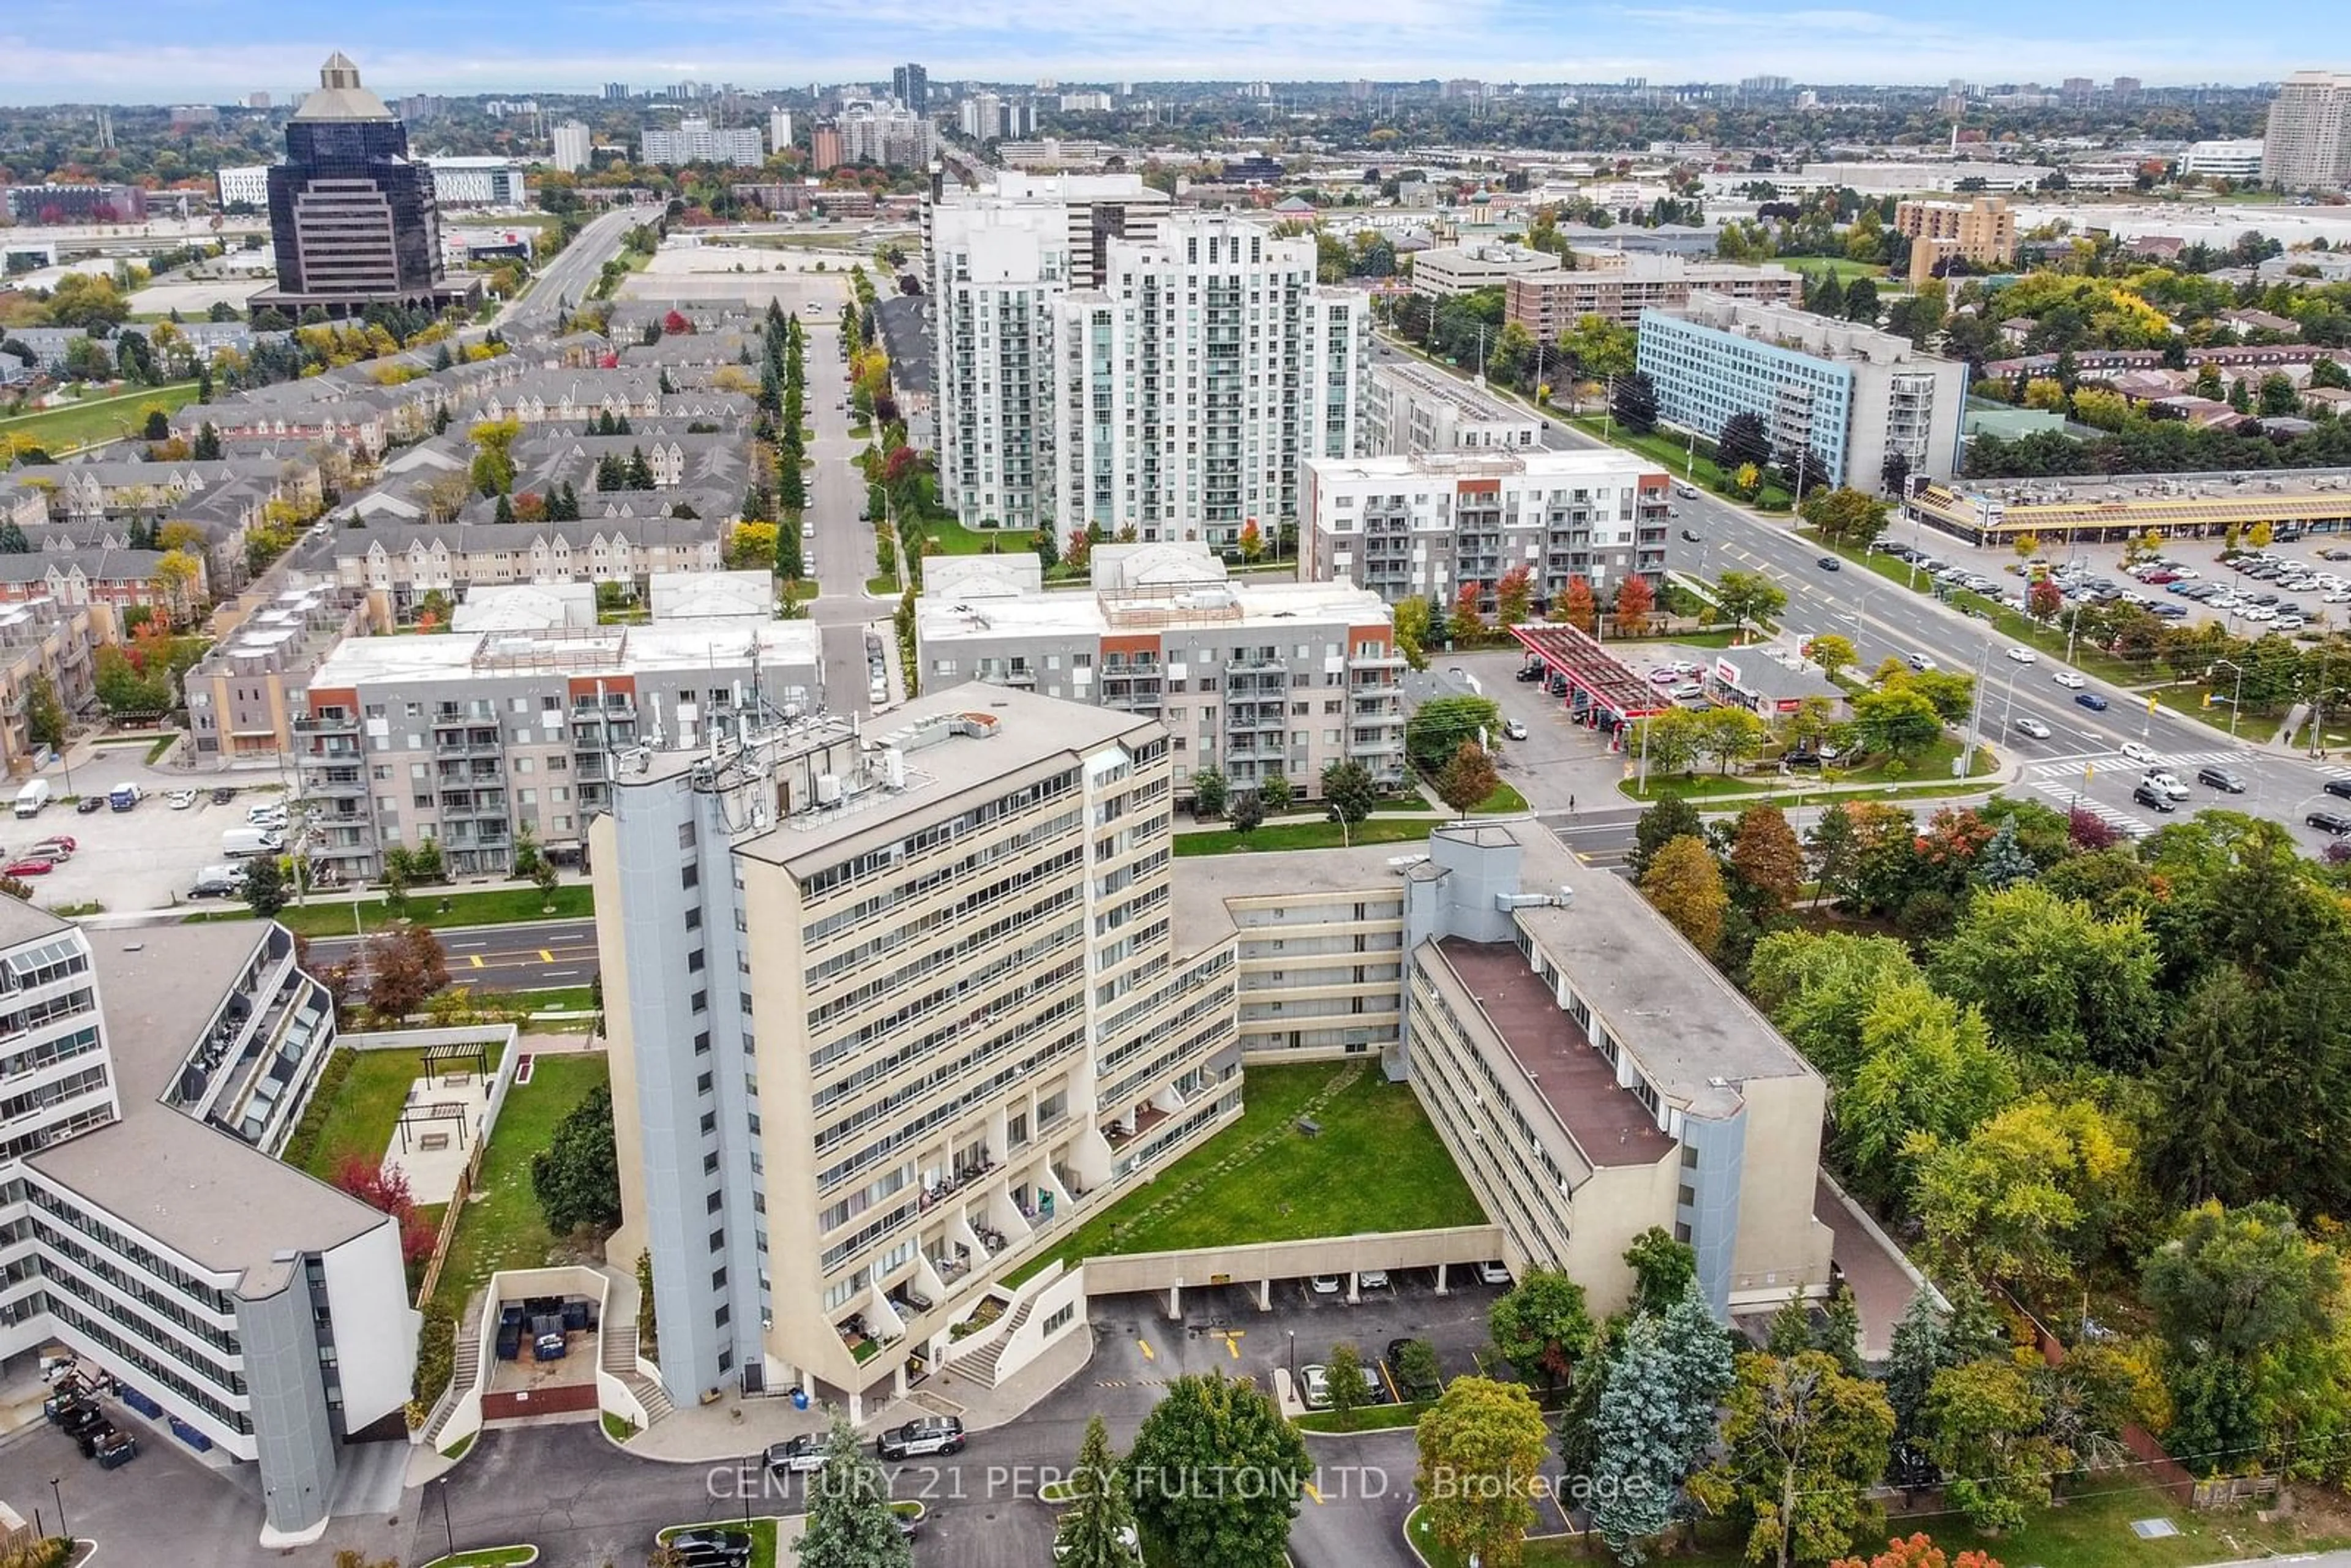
258, 54, 469, 316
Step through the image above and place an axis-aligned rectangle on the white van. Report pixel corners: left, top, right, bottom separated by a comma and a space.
12, 779, 51, 818
220, 827, 284, 859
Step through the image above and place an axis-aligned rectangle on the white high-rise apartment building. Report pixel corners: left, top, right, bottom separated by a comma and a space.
2262, 72, 2351, 190
1055, 213, 1368, 547
839, 102, 934, 168
640, 117, 765, 168
767, 108, 794, 156
552, 121, 592, 173
930, 197, 1072, 533
593, 687, 1239, 1419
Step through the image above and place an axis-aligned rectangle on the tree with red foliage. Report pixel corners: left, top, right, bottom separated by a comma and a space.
882, 445, 923, 486
1832, 1534, 2002, 1568
1494, 564, 1534, 626
2067, 805, 2120, 850
2027, 578, 2063, 621
661, 309, 693, 336
1916, 806, 1995, 881
1615, 573, 1656, 635
364, 923, 449, 1024
1562, 576, 1597, 634
331, 1152, 437, 1265
1065, 530, 1093, 573
1450, 580, 1485, 642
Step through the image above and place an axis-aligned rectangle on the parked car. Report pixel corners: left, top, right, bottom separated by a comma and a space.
1308, 1274, 1341, 1296
107, 782, 141, 811
2132, 782, 2178, 813
1358, 1268, 1391, 1291
75, 795, 103, 814
2197, 765, 2248, 793
2076, 692, 2110, 711
2324, 778, 2351, 801
1475, 1261, 1512, 1286
877, 1416, 966, 1460
765, 1434, 828, 1473
189, 865, 247, 899
1514, 664, 1545, 682
1501, 719, 1528, 741
2309, 810, 2351, 836
28, 839, 72, 861
165, 789, 197, 810
2012, 716, 2052, 740
1300, 1365, 1332, 1410
3, 859, 55, 877
667, 1529, 752, 1568
210, 786, 236, 805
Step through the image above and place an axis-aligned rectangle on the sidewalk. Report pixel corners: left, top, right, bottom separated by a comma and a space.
617, 1322, 1094, 1465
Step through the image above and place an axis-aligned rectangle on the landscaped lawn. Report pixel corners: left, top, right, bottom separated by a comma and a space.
1295, 1400, 1428, 1433
1564, 415, 1796, 512
1406, 1482, 2351, 1568
1173, 816, 1437, 857
231, 883, 594, 939
431, 1054, 608, 1312
1621, 737, 1996, 802
661, 1518, 779, 1568
1820, 535, 2145, 685
294, 1038, 509, 1180
0, 380, 200, 454
419, 1548, 538, 1568
1010, 1061, 1485, 1285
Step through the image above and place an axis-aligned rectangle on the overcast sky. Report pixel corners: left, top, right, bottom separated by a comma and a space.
0, 0, 2325, 105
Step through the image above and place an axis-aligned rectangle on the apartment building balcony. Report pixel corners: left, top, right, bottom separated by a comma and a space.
307, 770, 367, 797
432, 727, 501, 757
292, 713, 359, 735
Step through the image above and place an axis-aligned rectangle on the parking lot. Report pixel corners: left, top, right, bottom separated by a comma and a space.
1, 773, 290, 913
1411, 650, 1633, 812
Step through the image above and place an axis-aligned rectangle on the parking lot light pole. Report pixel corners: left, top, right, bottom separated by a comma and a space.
1287, 1331, 1296, 1387
50, 1477, 64, 1542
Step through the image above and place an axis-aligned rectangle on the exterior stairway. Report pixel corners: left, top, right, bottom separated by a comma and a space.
421, 1326, 479, 1446
602, 1324, 674, 1423
950, 1299, 1034, 1389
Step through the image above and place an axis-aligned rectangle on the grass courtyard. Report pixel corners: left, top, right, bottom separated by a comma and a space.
431, 1054, 609, 1310
214, 882, 596, 939
1010, 1061, 1485, 1285
292, 1036, 512, 1182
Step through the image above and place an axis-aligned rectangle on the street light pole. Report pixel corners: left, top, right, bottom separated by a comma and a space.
50, 1478, 65, 1542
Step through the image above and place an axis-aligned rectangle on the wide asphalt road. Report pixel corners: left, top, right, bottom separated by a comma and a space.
305, 917, 596, 990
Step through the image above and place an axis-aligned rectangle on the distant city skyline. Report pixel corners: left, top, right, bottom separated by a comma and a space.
0, 2, 2334, 105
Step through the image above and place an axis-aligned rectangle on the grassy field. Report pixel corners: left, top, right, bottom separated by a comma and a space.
1011, 1062, 1485, 1284
1823, 535, 2147, 686
1174, 816, 1436, 857
432, 1054, 608, 1313
467, 984, 598, 1015
247, 883, 594, 939
1405, 1480, 2351, 1568
294, 1037, 509, 1180
1295, 1401, 1429, 1433
1777, 256, 1889, 284
0, 380, 200, 454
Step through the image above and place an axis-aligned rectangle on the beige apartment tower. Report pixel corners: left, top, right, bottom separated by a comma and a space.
2262, 71, 2351, 190
593, 688, 1240, 1417
1894, 195, 2017, 285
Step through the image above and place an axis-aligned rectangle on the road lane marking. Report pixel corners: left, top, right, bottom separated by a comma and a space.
469, 955, 484, 969
1136, 1338, 1155, 1362
1303, 1482, 1325, 1504
540, 948, 556, 962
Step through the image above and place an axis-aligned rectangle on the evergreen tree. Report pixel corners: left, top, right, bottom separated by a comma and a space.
1588, 1280, 1737, 1565
658, 367, 675, 394
797, 1419, 912, 1568
1883, 1291, 1948, 1487
615, 413, 632, 435
0, 522, 28, 554
193, 421, 222, 460
594, 452, 623, 490
1767, 1292, 1813, 1357
626, 446, 655, 490
1052, 1416, 1137, 1568
1973, 817, 2036, 889
493, 492, 515, 524
197, 362, 212, 402
433, 343, 454, 371
1816, 1283, 1864, 1375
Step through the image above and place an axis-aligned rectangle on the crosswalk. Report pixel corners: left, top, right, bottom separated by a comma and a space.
2025, 782, 2154, 838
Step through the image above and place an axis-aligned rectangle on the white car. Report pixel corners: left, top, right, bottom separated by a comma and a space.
2120, 741, 2160, 765
2143, 770, 2191, 800
2052, 671, 2088, 689
1358, 1269, 1391, 1291
2006, 647, 2038, 664
1501, 719, 1528, 741
2012, 716, 2052, 740
1308, 1275, 1341, 1296
1300, 1365, 1332, 1409
165, 789, 198, 810
1475, 1261, 1512, 1286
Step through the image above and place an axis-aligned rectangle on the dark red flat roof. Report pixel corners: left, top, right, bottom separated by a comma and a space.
1436, 937, 1677, 1169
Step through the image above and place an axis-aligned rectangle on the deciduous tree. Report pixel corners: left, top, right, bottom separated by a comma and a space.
1910, 1095, 2136, 1294
1629, 793, 1702, 880
1614, 573, 1655, 634
362, 923, 448, 1022
1127, 1373, 1308, 1568
1919, 1358, 2062, 1533
1435, 739, 1499, 819
1415, 1376, 1551, 1568
1319, 760, 1379, 847
1642, 835, 1731, 957
1692, 1351, 1894, 1568
1930, 884, 2162, 1071
531, 1083, 621, 1235
1326, 1341, 1371, 1428
1625, 1228, 1697, 1317
1729, 805, 1804, 918
331, 1152, 435, 1265
1495, 564, 1534, 626
1712, 570, 1787, 642
1488, 1266, 1596, 1394
1807, 634, 1858, 682
1406, 694, 1502, 771
1562, 575, 1597, 633
1191, 768, 1230, 820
